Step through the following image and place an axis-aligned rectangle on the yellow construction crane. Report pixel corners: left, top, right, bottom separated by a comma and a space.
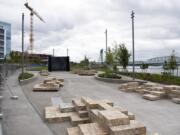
24, 2, 45, 54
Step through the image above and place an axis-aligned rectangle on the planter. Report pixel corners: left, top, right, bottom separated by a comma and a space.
95, 74, 146, 84
19, 73, 38, 85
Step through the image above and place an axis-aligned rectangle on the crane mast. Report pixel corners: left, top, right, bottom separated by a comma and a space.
24, 2, 45, 54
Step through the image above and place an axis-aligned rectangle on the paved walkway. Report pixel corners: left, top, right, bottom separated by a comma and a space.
2, 71, 180, 135
2, 72, 54, 135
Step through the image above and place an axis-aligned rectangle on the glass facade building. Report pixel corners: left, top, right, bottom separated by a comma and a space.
0, 21, 11, 59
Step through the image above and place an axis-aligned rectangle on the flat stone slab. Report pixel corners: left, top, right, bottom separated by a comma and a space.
150, 91, 166, 97
70, 113, 90, 126
98, 110, 130, 127
45, 106, 73, 122
97, 99, 114, 106
78, 123, 107, 135
40, 70, 49, 76
113, 107, 128, 115
172, 98, 180, 104
33, 83, 59, 92
59, 103, 75, 113
78, 110, 88, 118
89, 109, 99, 122
72, 99, 86, 111
81, 97, 99, 109
110, 120, 146, 135
98, 103, 113, 110
143, 94, 160, 101
127, 112, 135, 120
67, 127, 80, 135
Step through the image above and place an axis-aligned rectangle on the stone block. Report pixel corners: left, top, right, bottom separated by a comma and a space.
67, 127, 81, 135
89, 109, 99, 122
45, 106, 72, 122
98, 99, 114, 106
144, 82, 157, 87
127, 82, 139, 87
72, 99, 86, 111
81, 97, 99, 109
98, 110, 130, 128
172, 98, 180, 104
143, 94, 160, 101
70, 113, 90, 126
150, 91, 166, 97
59, 103, 75, 113
140, 89, 151, 94
78, 123, 108, 135
127, 112, 135, 120
33, 83, 59, 91
98, 103, 113, 110
110, 120, 146, 135
78, 110, 88, 118
113, 107, 128, 115
40, 70, 49, 76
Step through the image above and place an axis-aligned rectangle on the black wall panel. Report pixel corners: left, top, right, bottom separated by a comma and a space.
48, 56, 70, 71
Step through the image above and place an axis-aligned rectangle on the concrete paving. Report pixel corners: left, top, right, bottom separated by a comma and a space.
1, 72, 54, 135
2, 71, 180, 135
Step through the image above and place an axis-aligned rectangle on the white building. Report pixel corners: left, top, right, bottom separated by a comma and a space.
0, 21, 11, 59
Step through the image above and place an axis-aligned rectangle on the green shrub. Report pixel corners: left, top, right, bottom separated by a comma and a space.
98, 72, 121, 79
18, 72, 34, 80
118, 72, 180, 85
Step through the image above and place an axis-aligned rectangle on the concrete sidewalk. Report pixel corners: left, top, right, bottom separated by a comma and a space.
1, 72, 54, 135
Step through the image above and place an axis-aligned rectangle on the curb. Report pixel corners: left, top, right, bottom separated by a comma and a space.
19, 73, 38, 85
94, 74, 146, 84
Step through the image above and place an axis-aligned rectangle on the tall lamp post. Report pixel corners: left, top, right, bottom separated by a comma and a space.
22, 13, 25, 74
131, 11, 135, 80
67, 48, 69, 56
105, 29, 108, 64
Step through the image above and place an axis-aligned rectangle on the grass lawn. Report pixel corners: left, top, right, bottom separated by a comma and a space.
18, 72, 34, 80
118, 72, 180, 85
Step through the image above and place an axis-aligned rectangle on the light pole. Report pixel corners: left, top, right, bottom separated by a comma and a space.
67, 48, 69, 56
22, 13, 25, 74
105, 29, 108, 64
53, 49, 54, 56
131, 11, 135, 80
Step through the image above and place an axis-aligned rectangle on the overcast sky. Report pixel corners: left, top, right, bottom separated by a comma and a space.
1, 0, 180, 62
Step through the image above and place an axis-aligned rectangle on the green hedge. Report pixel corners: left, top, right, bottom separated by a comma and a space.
98, 73, 121, 79
18, 72, 34, 80
118, 72, 180, 85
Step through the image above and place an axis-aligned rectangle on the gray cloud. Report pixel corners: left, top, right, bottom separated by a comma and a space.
1, 0, 180, 61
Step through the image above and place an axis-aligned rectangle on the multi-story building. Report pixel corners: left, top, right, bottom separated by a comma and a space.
0, 21, 11, 59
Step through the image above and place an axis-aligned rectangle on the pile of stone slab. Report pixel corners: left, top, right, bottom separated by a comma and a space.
45, 97, 152, 135
71, 69, 96, 76
33, 77, 64, 92
164, 85, 180, 104
119, 82, 180, 104
39, 70, 49, 76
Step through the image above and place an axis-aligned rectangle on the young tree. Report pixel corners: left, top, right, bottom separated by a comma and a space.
168, 51, 177, 75
163, 60, 169, 71
114, 43, 131, 70
80, 55, 89, 70
140, 63, 148, 72
106, 47, 114, 66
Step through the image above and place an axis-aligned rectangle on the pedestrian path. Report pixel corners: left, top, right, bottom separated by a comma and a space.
2, 71, 54, 135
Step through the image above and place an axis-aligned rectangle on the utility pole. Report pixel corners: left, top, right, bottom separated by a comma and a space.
67, 48, 69, 56
53, 49, 54, 56
105, 29, 108, 63
22, 13, 24, 74
131, 11, 135, 80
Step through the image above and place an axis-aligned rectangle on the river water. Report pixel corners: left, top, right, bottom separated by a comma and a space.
118, 66, 180, 76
